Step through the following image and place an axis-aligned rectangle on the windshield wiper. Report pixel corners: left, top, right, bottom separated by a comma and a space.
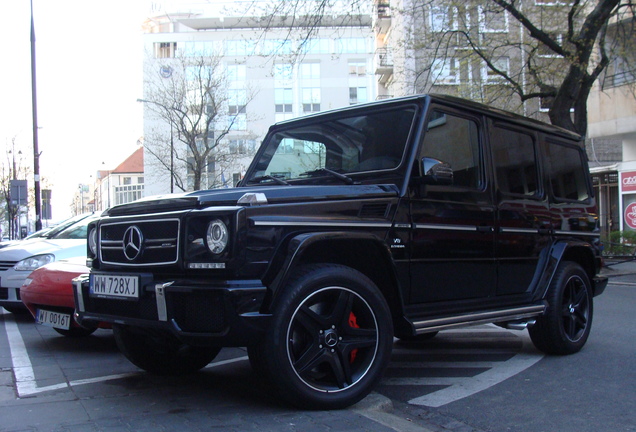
247, 175, 290, 185
300, 168, 358, 185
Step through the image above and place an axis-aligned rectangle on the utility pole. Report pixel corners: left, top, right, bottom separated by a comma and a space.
30, 0, 42, 231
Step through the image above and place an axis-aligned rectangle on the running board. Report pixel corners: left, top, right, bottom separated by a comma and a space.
411, 305, 546, 335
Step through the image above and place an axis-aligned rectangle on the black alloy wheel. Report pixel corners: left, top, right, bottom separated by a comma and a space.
529, 261, 593, 355
252, 264, 393, 409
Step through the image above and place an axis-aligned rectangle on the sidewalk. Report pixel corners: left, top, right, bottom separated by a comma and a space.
601, 258, 636, 277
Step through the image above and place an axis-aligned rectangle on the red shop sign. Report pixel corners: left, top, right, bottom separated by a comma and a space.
621, 171, 636, 192
625, 202, 636, 229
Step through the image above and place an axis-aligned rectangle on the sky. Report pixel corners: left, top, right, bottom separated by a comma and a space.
0, 0, 152, 221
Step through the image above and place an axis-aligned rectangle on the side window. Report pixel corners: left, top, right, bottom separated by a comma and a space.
544, 140, 590, 201
419, 110, 481, 189
492, 125, 539, 196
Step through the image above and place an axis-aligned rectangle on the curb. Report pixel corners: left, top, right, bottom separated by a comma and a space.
353, 393, 436, 432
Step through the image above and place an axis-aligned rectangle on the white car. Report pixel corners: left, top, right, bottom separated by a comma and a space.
0, 213, 97, 313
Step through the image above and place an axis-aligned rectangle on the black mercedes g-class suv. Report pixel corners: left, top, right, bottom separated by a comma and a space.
75, 94, 606, 409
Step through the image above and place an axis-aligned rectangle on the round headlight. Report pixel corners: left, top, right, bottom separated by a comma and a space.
88, 228, 98, 255
206, 219, 228, 255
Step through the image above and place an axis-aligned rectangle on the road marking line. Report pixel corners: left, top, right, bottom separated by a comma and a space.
383, 377, 471, 386
406, 338, 542, 407
2, 309, 250, 397
388, 361, 497, 368
2, 308, 61, 397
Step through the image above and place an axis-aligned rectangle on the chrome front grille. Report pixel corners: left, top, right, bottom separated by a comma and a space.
99, 218, 180, 266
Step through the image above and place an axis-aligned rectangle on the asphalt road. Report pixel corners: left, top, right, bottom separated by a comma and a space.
1, 272, 634, 432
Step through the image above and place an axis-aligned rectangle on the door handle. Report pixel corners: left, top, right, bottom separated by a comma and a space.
477, 225, 494, 233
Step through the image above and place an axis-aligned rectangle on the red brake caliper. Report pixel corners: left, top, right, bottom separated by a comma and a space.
348, 312, 359, 363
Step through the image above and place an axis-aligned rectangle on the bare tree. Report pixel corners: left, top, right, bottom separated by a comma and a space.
1, 137, 31, 239
141, 51, 258, 192
398, 0, 634, 135
233, 0, 634, 135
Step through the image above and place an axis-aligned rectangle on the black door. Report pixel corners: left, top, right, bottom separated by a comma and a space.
409, 108, 496, 304
490, 123, 551, 297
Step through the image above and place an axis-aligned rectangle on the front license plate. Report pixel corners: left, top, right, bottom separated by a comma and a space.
90, 274, 139, 299
36, 309, 71, 330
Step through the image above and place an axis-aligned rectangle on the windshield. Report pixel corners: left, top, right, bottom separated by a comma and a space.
246, 105, 417, 184
51, 217, 96, 240
44, 213, 93, 238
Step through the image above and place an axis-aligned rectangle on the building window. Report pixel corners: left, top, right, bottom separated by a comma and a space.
336, 38, 368, 54
229, 139, 256, 154
228, 89, 247, 115
478, 6, 509, 33
226, 40, 254, 56
429, 5, 459, 32
260, 39, 293, 56
482, 57, 510, 84
349, 61, 367, 76
274, 63, 293, 81
114, 184, 144, 205
154, 42, 176, 58
227, 64, 246, 82
349, 87, 368, 105
431, 58, 460, 85
182, 41, 218, 57
300, 63, 321, 80
123, 177, 132, 185
304, 38, 330, 54
302, 88, 321, 113
274, 88, 294, 121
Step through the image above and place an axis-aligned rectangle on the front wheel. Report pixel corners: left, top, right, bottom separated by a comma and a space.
529, 261, 593, 355
254, 264, 394, 409
113, 325, 221, 375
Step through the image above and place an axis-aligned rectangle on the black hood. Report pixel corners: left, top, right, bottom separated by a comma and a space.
105, 184, 400, 217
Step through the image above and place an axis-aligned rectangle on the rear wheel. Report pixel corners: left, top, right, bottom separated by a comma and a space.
529, 261, 593, 355
253, 264, 393, 409
113, 325, 221, 375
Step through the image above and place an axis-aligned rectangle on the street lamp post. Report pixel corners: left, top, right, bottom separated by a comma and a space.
30, 0, 42, 231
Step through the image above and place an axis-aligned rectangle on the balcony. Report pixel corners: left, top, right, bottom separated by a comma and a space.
373, 2, 391, 35
375, 47, 394, 84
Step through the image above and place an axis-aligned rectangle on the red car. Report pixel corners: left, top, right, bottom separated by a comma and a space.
20, 258, 111, 337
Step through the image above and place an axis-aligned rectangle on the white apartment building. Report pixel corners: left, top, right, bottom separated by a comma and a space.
141, 11, 376, 197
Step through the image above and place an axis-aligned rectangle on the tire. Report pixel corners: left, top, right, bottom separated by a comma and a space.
529, 261, 593, 355
254, 264, 394, 409
3, 306, 30, 315
113, 324, 221, 375
54, 325, 97, 337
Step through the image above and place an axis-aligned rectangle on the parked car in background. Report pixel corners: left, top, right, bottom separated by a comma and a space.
0, 213, 91, 250
0, 213, 98, 314
21, 258, 109, 336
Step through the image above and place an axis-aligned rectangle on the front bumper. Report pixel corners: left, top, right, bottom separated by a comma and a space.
73, 274, 271, 346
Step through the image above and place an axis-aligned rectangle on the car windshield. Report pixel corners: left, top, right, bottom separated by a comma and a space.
51, 217, 96, 240
246, 105, 417, 184
44, 213, 93, 238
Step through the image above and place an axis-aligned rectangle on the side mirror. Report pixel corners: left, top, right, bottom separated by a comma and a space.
422, 157, 453, 185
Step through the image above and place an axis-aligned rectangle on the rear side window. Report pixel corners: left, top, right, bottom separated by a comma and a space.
543, 140, 590, 202
491, 125, 539, 197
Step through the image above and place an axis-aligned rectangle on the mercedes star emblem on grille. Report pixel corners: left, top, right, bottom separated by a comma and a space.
123, 226, 144, 261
